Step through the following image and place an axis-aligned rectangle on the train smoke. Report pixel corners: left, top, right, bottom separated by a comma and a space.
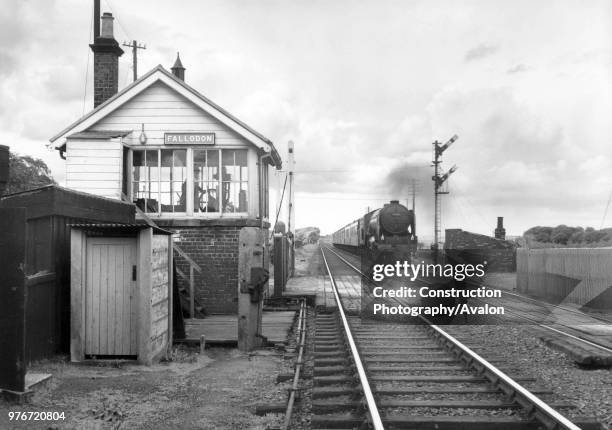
386, 161, 436, 242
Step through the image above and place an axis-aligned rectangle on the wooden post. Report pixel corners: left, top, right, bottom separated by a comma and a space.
137, 228, 152, 365
238, 227, 265, 352
167, 235, 174, 349
273, 234, 283, 297
0, 208, 27, 393
200, 335, 206, 354
189, 265, 194, 318
70, 229, 86, 362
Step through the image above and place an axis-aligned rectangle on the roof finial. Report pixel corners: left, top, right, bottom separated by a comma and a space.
171, 52, 185, 81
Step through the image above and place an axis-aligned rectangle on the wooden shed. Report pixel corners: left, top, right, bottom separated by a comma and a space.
0, 185, 135, 361
70, 224, 173, 365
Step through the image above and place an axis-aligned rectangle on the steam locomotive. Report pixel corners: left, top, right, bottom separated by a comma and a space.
332, 200, 418, 262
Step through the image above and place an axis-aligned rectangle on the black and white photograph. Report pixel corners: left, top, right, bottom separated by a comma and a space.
0, 1, 611, 429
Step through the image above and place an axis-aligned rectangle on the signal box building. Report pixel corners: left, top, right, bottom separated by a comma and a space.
50, 13, 281, 314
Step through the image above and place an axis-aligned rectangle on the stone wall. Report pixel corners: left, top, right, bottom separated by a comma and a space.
445, 228, 517, 272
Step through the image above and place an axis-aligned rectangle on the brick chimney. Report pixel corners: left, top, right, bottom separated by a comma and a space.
171, 53, 185, 81
494, 217, 506, 240
90, 12, 124, 108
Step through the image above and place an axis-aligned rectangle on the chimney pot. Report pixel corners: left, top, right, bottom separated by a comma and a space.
494, 216, 506, 240
100, 12, 115, 38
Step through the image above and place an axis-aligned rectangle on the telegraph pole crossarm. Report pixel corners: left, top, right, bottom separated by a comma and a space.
122, 40, 146, 81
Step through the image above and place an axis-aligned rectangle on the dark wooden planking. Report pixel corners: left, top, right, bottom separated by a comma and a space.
0, 208, 27, 392
0, 185, 134, 222
25, 272, 56, 362
0, 186, 137, 360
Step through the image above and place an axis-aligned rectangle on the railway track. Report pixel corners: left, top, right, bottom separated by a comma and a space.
331, 245, 612, 355
311, 245, 600, 430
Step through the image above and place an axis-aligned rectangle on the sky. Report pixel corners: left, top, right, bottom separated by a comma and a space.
1, 0, 611, 241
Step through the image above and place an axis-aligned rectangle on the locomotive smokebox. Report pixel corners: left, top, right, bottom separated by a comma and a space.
379, 200, 412, 235
0, 145, 9, 196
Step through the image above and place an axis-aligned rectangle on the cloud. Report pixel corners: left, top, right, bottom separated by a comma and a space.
464, 43, 499, 62
507, 63, 529, 74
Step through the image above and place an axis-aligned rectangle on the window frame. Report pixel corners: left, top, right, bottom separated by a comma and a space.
128, 146, 250, 217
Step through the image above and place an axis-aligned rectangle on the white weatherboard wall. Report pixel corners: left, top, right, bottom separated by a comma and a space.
91, 82, 250, 146
65, 138, 123, 199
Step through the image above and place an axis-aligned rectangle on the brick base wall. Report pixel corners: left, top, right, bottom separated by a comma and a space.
445, 229, 517, 272
170, 223, 269, 314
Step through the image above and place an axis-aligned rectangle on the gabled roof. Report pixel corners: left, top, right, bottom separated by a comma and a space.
50, 65, 282, 168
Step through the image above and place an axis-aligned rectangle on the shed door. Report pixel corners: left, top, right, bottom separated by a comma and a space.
85, 237, 138, 356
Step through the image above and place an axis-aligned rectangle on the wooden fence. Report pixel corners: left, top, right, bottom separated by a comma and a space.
273, 233, 293, 297
517, 248, 612, 309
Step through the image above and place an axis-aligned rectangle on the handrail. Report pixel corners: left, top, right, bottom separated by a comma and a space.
173, 245, 202, 273
175, 266, 187, 280
121, 192, 202, 272
324, 244, 582, 430
320, 247, 384, 430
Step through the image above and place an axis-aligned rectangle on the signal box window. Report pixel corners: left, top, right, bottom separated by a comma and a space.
222, 149, 248, 213
133, 149, 186, 213
132, 149, 159, 213
161, 149, 186, 213
193, 149, 220, 213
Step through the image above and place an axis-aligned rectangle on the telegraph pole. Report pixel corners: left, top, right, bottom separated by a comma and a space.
411, 178, 417, 211
122, 40, 146, 81
287, 141, 295, 276
432, 135, 459, 260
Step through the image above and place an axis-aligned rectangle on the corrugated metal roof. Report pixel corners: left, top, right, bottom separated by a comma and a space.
67, 130, 132, 139
69, 223, 172, 235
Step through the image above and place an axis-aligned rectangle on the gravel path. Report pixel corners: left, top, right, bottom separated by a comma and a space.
444, 325, 612, 430
0, 347, 289, 430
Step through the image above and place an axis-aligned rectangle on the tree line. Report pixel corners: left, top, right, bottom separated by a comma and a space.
524, 225, 612, 247
3, 151, 56, 194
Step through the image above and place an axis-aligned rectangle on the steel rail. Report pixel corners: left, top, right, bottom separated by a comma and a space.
426, 323, 581, 430
328, 245, 612, 354
497, 289, 612, 325
471, 296, 612, 354
319, 247, 385, 430
283, 299, 306, 429
323, 245, 583, 430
